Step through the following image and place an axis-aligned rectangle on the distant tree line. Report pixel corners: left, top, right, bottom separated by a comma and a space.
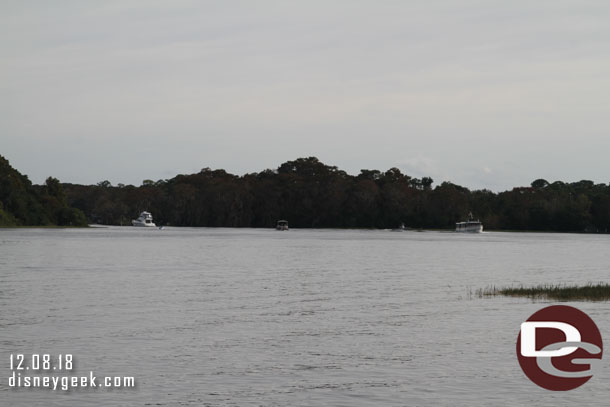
0, 155, 87, 226
2, 154, 609, 231
54, 156, 610, 232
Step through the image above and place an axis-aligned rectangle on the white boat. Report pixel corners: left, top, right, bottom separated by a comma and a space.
276, 220, 289, 231
391, 223, 408, 232
456, 213, 483, 233
132, 211, 156, 227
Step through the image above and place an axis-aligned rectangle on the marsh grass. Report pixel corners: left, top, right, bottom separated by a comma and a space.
477, 283, 610, 301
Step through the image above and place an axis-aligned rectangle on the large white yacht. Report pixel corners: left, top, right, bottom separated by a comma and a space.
132, 211, 156, 227
456, 213, 483, 233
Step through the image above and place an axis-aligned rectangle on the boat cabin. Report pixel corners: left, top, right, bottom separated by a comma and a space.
456, 212, 483, 232
276, 220, 289, 231
132, 211, 156, 227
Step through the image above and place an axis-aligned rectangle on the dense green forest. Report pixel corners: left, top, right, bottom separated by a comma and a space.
0, 155, 87, 227
2, 154, 610, 231
56, 156, 610, 232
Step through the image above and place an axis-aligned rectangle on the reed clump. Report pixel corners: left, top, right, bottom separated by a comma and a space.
477, 283, 610, 301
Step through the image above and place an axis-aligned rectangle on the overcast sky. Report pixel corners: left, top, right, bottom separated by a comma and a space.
2, 1, 610, 191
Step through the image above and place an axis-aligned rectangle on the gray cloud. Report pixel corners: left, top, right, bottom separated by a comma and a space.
2, 1, 610, 190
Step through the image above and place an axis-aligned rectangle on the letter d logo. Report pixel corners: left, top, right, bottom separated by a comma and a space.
520, 321, 581, 357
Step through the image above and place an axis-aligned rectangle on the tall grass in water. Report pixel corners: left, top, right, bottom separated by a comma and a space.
479, 283, 610, 301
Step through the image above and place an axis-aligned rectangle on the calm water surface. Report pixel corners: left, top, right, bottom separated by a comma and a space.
1, 228, 610, 406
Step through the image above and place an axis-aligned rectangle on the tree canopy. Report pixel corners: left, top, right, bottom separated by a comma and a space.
2, 154, 609, 231
50, 156, 610, 232
0, 155, 87, 226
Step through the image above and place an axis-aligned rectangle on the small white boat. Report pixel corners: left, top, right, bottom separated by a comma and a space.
456, 213, 483, 233
132, 211, 156, 227
391, 223, 407, 232
276, 220, 289, 231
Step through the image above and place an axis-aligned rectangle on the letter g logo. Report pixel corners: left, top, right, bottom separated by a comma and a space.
516, 305, 603, 391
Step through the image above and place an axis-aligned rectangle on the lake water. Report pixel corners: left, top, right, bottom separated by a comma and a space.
1, 227, 610, 406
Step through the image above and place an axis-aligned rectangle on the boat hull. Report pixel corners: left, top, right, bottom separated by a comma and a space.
132, 220, 156, 227
455, 224, 483, 233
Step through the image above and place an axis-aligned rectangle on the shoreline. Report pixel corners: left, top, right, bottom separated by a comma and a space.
0, 225, 90, 229
2, 225, 609, 236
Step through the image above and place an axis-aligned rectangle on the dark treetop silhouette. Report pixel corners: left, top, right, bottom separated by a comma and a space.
1, 155, 609, 231
0, 155, 86, 226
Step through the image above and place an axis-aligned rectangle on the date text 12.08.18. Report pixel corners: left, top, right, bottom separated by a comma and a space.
9, 354, 73, 371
